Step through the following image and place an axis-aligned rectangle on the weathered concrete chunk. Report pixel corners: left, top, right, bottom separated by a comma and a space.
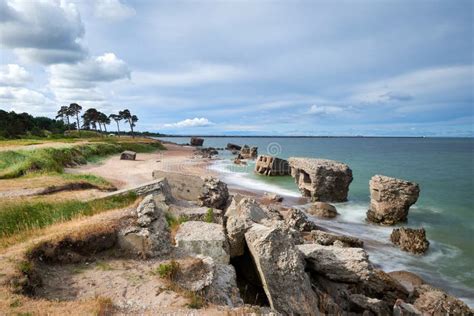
411, 284, 472, 315
367, 175, 420, 225
238, 145, 258, 159
120, 150, 136, 160
174, 256, 215, 292
310, 230, 364, 248
254, 155, 290, 176
152, 171, 204, 201
263, 192, 283, 202
288, 157, 353, 202
175, 221, 230, 264
298, 243, 372, 283
348, 294, 391, 315
307, 202, 338, 218
190, 137, 204, 146
224, 197, 271, 257
284, 208, 318, 232
390, 227, 429, 254
245, 224, 319, 315
194, 147, 218, 158
118, 195, 171, 257
198, 177, 229, 210
205, 264, 244, 307
393, 299, 422, 316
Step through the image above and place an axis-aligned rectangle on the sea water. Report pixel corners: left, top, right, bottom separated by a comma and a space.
158, 136, 474, 305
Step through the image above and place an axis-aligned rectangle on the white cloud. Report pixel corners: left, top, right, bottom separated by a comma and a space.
0, 64, 31, 87
164, 117, 214, 128
49, 53, 130, 104
0, 86, 55, 115
133, 63, 248, 87
0, 0, 87, 64
308, 105, 344, 115
94, 0, 135, 21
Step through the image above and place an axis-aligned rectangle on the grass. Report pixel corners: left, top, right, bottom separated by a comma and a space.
153, 260, 180, 280
205, 208, 214, 223
0, 192, 138, 239
0, 141, 165, 179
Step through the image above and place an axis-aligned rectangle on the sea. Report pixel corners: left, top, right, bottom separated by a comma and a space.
157, 136, 474, 305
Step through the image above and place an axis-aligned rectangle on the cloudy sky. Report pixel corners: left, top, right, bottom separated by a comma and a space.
0, 0, 472, 136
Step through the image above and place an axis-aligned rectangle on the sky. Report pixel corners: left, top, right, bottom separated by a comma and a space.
0, 0, 473, 136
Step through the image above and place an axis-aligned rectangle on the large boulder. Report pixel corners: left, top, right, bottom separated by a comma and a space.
390, 227, 429, 254
288, 158, 353, 202
118, 195, 171, 257
194, 147, 218, 158
307, 202, 338, 218
239, 145, 258, 159
254, 155, 290, 176
190, 137, 204, 146
224, 198, 271, 257
244, 223, 319, 315
366, 175, 420, 225
171, 206, 223, 224
198, 177, 229, 210
411, 284, 472, 315
297, 243, 372, 283
175, 221, 230, 264
120, 150, 136, 160
309, 230, 364, 248
152, 171, 205, 201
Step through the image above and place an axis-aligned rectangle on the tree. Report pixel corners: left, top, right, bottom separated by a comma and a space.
56, 106, 71, 130
97, 112, 110, 133
109, 113, 122, 136
68, 103, 82, 135
82, 108, 99, 131
119, 109, 138, 138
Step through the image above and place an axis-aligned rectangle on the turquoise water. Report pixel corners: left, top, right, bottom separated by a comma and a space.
159, 137, 474, 304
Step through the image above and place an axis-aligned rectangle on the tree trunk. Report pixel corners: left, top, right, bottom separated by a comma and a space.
116, 121, 120, 137
76, 114, 81, 136
98, 123, 102, 132
129, 119, 135, 138
66, 116, 71, 131
104, 124, 107, 133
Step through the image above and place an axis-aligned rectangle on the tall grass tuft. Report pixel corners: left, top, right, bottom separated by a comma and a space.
0, 192, 137, 238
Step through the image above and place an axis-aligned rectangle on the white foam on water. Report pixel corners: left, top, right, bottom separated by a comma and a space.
210, 159, 300, 197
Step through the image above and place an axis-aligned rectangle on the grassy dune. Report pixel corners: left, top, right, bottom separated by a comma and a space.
0, 192, 138, 247
0, 140, 165, 179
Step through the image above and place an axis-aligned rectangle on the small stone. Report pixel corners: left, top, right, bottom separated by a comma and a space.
120, 151, 136, 160
307, 202, 338, 218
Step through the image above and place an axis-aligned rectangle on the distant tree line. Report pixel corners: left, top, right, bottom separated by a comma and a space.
56, 103, 139, 137
0, 109, 68, 138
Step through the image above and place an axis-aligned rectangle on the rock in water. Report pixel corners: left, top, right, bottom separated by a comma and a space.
307, 202, 338, 218
367, 175, 420, 225
118, 195, 171, 257
244, 223, 319, 315
284, 208, 318, 232
190, 137, 204, 146
120, 150, 136, 160
411, 284, 472, 315
239, 145, 258, 159
390, 227, 429, 254
175, 221, 230, 264
226, 143, 242, 151
198, 177, 229, 210
254, 155, 290, 176
288, 157, 353, 202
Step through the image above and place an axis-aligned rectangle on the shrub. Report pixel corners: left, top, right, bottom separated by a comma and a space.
155, 260, 180, 280
205, 208, 214, 223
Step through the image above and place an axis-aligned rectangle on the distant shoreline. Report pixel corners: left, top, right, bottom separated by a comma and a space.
156, 135, 473, 139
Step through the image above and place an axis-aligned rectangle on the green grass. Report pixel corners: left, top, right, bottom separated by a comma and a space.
0, 141, 165, 179
205, 208, 214, 223
153, 260, 180, 280
0, 192, 137, 238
